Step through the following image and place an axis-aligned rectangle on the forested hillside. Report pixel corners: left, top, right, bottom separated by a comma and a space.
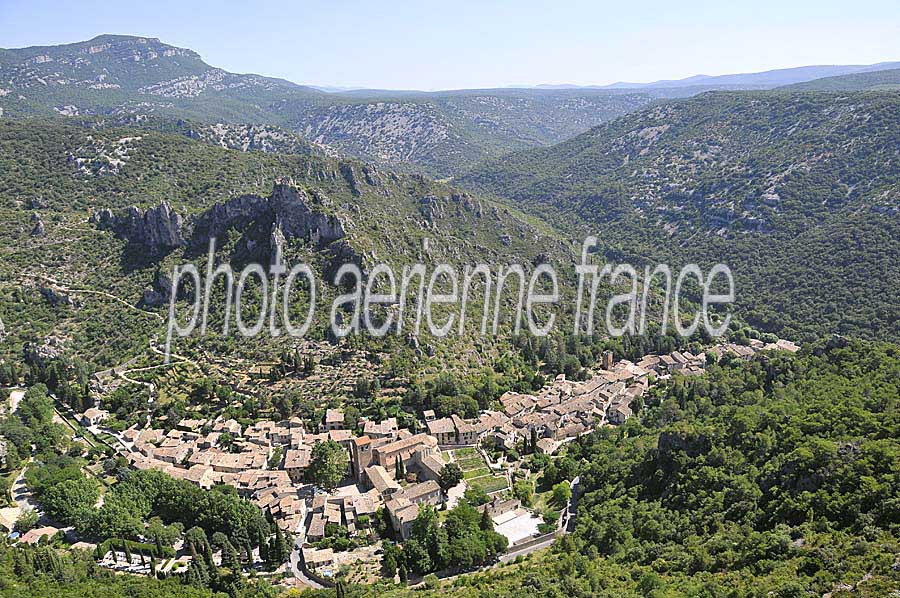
0, 118, 569, 375
460, 91, 900, 341
293, 338, 900, 597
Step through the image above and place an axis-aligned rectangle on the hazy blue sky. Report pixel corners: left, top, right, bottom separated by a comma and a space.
2, 0, 899, 90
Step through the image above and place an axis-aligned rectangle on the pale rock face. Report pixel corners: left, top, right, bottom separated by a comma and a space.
270, 183, 346, 246
90, 181, 358, 270
90, 201, 185, 254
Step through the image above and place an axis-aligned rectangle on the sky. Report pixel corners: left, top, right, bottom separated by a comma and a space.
1, 0, 899, 90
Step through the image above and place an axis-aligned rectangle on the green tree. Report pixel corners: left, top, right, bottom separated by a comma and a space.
221, 538, 241, 572
463, 485, 489, 506
307, 440, 348, 492
512, 479, 534, 507
382, 544, 398, 578
40, 476, 98, 526
18, 384, 54, 427
15, 508, 39, 533
479, 507, 494, 531
551, 481, 572, 507
438, 463, 463, 493
267, 446, 283, 470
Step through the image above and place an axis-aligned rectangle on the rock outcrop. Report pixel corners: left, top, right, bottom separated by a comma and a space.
187, 193, 273, 251
30, 214, 46, 237
91, 180, 365, 286
140, 269, 176, 307
91, 201, 184, 254
27, 197, 49, 210
270, 184, 345, 246
40, 287, 83, 308
24, 335, 66, 367
91, 181, 348, 259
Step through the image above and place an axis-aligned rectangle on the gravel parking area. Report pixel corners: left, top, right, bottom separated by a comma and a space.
493, 509, 542, 545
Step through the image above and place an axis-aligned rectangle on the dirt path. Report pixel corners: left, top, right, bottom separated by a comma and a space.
25, 273, 164, 321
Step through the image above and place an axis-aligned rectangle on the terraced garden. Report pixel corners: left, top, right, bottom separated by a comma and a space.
449, 447, 509, 495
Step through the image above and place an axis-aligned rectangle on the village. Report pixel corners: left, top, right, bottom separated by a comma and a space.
3, 336, 798, 585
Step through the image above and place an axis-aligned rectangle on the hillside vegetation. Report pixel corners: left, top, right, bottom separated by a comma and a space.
296, 338, 900, 597
0, 35, 655, 177
781, 68, 900, 91
0, 118, 569, 375
460, 91, 900, 341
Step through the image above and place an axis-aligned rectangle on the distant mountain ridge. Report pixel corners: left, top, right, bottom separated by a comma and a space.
4, 35, 899, 177
0, 34, 315, 94
531, 61, 900, 90
0, 35, 656, 177
780, 67, 900, 91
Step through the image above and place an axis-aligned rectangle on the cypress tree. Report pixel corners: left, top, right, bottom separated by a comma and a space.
267, 538, 277, 569
273, 524, 289, 563
480, 507, 493, 531
202, 537, 215, 571
259, 535, 269, 564
222, 540, 241, 572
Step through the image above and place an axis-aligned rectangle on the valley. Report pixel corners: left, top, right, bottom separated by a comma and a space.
0, 22, 899, 598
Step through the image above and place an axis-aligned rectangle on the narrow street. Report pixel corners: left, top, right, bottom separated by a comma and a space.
290, 537, 324, 589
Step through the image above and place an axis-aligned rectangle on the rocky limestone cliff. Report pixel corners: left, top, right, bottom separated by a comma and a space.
187, 193, 273, 249
90, 201, 184, 254
91, 181, 363, 284
270, 183, 345, 245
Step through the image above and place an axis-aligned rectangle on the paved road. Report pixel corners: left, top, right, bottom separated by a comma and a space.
290, 537, 324, 589
11, 468, 37, 513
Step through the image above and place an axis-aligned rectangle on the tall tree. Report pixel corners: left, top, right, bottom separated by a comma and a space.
438, 463, 463, 493
480, 507, 494, 531
307, 440, 348, 492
